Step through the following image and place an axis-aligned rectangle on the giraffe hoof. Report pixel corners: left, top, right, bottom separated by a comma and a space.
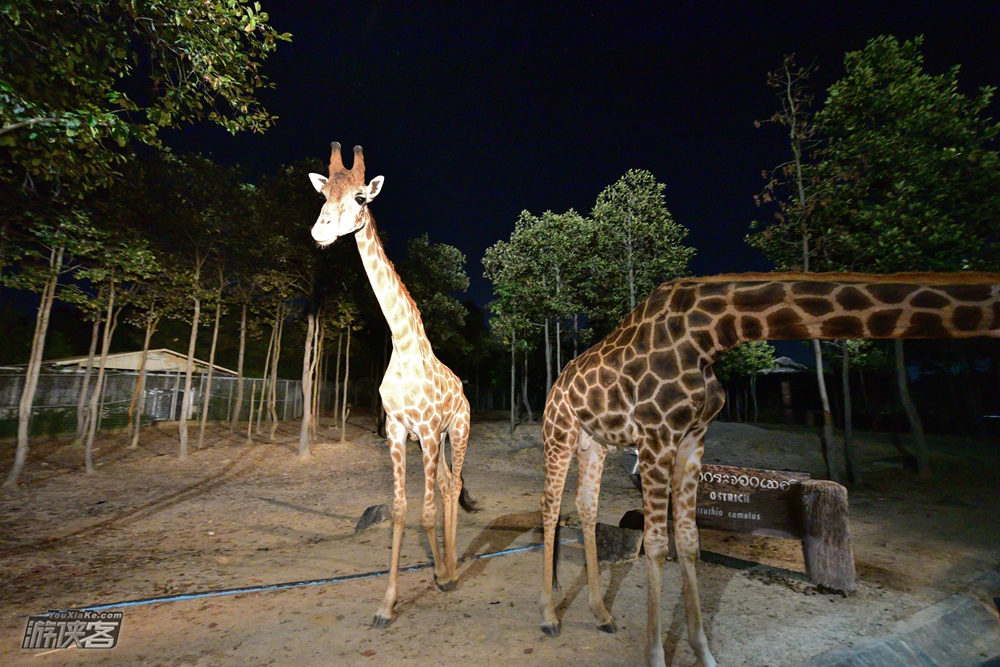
371, 614, 393, 629
541, 622, 561, 638
598, 620, 618, 634
435, 578, 458, 592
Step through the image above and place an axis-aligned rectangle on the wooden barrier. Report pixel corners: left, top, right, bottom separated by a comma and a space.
622, 453, 856, 592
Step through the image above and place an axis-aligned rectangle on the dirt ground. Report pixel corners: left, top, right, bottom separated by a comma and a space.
0, 412, 998, 667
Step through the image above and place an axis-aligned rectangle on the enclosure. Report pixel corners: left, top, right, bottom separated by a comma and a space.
1, 412, 997, 666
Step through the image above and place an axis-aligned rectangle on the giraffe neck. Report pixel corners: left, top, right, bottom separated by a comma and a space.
664, 275, 1000, 363
354, 212, 430, 358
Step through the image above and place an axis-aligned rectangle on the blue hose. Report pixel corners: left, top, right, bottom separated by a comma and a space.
58, 538, 580, 613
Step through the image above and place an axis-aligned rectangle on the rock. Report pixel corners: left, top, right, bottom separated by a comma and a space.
619, 509, 645, 532
595, 522, 643, 563
355, 504, 391, 531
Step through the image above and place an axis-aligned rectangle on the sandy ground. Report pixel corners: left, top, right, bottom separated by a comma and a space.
0, 412, 998, 667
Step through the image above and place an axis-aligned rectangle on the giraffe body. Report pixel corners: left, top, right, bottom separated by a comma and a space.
540, 272, 1000, 667
310, 143, 473, 628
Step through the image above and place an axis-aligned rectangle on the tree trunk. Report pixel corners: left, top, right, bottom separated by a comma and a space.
256, 309, 276, 436
626, 229, 636, 311
333, 332, 342, 435
521, 352, 533, 423
299, 311, 316, 458
245, 382, 256, 445
510, 337, 516, 435
128, 314, 158, 449
842, 343, 861, 486
3, 247, 64, 492
895, 340, 930, 477
197, 289, 223, 448
179, 261, 202, 461
310, 317, 325, 439
858, 367, 871, 425
544, 317, 552, 397
230, 303, 247, 432
751, 374, 759, 423
74, 314, 101, 445
556, 319, 562, 373
814, 340, 843, 484
340, 326, 350, 443
86, 277, 120, 473
268, 305, 285, 442
573, 313, 579, 359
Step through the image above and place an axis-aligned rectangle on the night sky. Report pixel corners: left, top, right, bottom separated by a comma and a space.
165, 2, 1000, 308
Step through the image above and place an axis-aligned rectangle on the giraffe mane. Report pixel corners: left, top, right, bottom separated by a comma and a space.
673, 271, 1000, 285
365, 211, 429, 337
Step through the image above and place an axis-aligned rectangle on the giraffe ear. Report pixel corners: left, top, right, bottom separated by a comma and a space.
366, 175, 385, 201
308, 173, 328, 193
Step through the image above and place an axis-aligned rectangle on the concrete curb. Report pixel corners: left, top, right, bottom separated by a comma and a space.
803, 570, 1000, 667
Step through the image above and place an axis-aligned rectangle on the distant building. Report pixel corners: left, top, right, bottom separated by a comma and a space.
39, 349, 237, 376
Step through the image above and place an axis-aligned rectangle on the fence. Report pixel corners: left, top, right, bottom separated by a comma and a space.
0, 371, 335, 439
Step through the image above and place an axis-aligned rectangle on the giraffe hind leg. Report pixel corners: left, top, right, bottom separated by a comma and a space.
418, 432, 449, 590
437, 409, 471, 590
576, 431, 616, 633
539, 417, 575, 637
435, 433, 457, 591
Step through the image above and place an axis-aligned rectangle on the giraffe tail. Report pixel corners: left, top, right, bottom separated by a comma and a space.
459, 473, 480, 512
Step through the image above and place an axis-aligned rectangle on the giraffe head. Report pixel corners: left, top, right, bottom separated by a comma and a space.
308, 142, 385, 247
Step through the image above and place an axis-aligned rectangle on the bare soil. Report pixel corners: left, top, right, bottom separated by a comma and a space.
0, 413, 998, 667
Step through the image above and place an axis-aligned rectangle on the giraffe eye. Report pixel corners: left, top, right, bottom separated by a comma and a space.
355, 195, 366, 206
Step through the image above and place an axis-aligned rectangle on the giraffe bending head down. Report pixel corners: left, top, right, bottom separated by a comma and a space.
539, 272, 1000, 667
309, 142, 476, 628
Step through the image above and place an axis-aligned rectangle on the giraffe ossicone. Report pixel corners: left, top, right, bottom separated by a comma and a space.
539, 272, 1000, 667
309, 142, 476, 628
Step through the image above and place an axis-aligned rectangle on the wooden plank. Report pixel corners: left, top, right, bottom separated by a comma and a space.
799, 479, 856, 591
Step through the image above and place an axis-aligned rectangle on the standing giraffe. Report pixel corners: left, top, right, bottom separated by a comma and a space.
309, 143, 475, 627
539, 272, 1000, 667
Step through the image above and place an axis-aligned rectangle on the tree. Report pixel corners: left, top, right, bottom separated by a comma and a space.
2, 211, 101, 491
397, 234, 471, 360
591, 169, 695, 330
811, 35, 1000, 476
748, 54, 846, 484
484, 224, 545, 424
714, 341, 777, 422
1, 1, 289, 190
813, 35, 1000, 274
75, 234, 158, 471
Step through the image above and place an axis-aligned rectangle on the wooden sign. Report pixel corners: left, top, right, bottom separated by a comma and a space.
623, 453, 810, 539
693, 464, 810, 539
621, 452, 855, 591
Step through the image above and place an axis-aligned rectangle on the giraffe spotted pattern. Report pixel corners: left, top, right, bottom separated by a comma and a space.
539, 272, 1000, 667
309, 143, 474, 630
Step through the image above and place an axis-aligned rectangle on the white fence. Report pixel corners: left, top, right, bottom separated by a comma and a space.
0, 371, 334, 438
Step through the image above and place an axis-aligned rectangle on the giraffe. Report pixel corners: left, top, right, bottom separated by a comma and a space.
538, 271, 1000, 667
309, 142, 475, 628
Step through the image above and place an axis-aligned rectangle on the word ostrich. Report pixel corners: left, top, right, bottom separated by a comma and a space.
539, 272, 1000, 667
309, 143, 475, 628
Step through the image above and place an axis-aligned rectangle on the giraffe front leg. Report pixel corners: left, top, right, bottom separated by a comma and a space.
373, 419, 408, 629
639, 445, 675, 667
576, 432, 616, 633
673, 434, 716, 667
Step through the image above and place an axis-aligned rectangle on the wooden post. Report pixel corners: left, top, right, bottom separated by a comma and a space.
798, 479, 856, 591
